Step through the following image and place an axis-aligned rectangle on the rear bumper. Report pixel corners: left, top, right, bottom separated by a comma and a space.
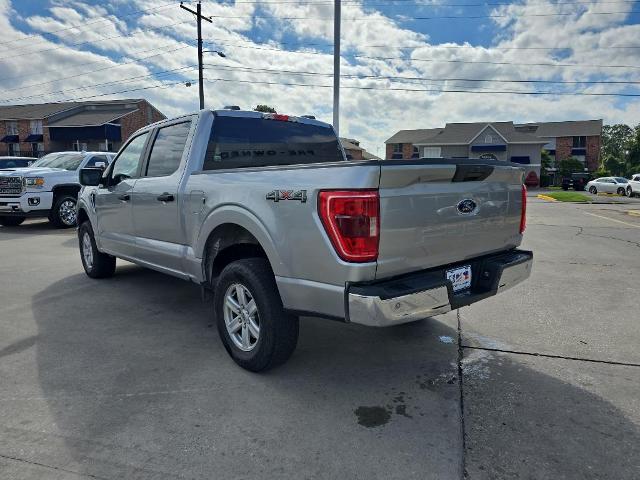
346, 249, 533, 327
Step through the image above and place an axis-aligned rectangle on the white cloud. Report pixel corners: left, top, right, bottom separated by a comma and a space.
0, 0, 639, 154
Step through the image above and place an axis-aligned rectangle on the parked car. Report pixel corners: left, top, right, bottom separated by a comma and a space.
561, 172, 590, 191
77, 109, 532, 372
628, 173, 640, 197
0, 156, 37, 169
0, 151, 113, 227
586, 177, 630, 195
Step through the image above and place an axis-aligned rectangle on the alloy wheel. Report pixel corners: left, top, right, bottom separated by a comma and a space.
82, 232, 94, 269
59, 199, 77, 226
223, 283, 260, 352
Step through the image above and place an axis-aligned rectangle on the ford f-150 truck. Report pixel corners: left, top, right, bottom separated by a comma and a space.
77, 109, 533, 371
0, 151, 113, 227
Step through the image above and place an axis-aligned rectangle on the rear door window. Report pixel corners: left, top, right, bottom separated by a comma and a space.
203, 116, 344, 170
145, 122, 191, 177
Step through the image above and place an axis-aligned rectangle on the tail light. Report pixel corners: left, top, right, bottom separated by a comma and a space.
318, 190, 379, 263
520, 184, 527, 234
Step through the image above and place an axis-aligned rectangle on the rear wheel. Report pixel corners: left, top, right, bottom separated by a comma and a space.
214, 258, 298, 372
78, 221, 116, 278
617, 187, 626, 196
49, 194, 78, 228
589, 186, 597, 194
0, 216, 25, 227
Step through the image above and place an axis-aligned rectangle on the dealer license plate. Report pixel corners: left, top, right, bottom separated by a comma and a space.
446, 265, 472, 292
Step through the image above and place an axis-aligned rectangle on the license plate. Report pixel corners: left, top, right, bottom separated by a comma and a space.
446, 265, 472, 292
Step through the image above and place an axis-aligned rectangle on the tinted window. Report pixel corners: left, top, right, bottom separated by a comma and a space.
203, 116, 344, 170
112, 132, 150, 180
0, 159, 30, 168
614, 177, 628, 183
146, 122, 191, 177
85, 155, 109, 167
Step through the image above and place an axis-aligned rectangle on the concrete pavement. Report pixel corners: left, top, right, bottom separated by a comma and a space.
1, 199, 639, 479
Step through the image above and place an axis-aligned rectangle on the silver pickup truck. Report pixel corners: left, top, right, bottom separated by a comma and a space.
77, 109, 532, 371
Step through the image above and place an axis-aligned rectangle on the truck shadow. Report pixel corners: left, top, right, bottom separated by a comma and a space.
21, 264, 640, 479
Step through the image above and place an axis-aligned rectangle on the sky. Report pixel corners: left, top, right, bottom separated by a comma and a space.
1, 0, 639, 156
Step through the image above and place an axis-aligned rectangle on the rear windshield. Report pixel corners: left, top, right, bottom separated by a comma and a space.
203, 116, 344, 170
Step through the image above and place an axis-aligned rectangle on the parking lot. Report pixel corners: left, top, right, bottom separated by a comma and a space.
1, 199, 639, 479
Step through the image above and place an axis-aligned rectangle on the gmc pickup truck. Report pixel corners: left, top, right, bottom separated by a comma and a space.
0, 151, 113, 227
77, 109, 533, 371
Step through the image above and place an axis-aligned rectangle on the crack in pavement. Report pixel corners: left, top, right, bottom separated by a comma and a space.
461, 345, 640, 368
0, 453, 110, 480
456, 309, 468, 479
575, 228, 640, 249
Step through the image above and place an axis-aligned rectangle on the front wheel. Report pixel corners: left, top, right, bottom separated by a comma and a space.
0, 216, 25, 227
214, 258, 299, 372
78, 221, 116, 278
589, 186, 597, 194
50, 194, 78, 228
617, 187, 626, 196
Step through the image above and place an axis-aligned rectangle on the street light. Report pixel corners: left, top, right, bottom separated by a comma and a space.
204, 50, 226, 58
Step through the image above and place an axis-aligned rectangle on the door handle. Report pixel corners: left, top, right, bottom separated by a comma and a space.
117, 194, 130, 201
157, 193, 175, 202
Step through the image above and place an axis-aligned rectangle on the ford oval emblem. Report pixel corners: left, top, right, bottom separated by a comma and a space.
457, 199, 477, 215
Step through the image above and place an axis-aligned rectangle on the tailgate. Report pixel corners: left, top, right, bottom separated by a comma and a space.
376, 160, 524, 279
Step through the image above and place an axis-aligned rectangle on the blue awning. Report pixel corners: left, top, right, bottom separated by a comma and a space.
24, 134, 43, 142
571, 148, 586, 155
1, 135, 19, 143
511, 156, 530, 164
471, 144, 507, 152
48, 124, 121, 142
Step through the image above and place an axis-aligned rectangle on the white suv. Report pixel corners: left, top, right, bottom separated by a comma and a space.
628, 174, 640, 197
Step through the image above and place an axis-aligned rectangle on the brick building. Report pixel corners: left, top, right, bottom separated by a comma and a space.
385, 119, 603, 176
0, 99, 165, 157
340, 137, 380, 160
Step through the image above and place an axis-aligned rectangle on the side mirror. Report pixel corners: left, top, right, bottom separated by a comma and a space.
94, 161, 106, 170
79, 167, 103, 187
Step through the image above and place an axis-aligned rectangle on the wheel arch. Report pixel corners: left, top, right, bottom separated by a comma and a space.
52, 183, 82, 200
197, 207, 285, 287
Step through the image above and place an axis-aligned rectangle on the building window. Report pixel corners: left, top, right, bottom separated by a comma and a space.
392, 143, 403, 159
412, 146, 419, 158
8, 143, 19, 156
6, 121, 18, 135
29, 120, 43, 134
31, 143, 44, 157
423, 147, 441, 158
573, 136, 586, 148
485, 134, 493, 143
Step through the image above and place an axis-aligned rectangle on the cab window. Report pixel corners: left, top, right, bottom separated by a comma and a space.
145, 122, 191, 177
111, 132, 150, 182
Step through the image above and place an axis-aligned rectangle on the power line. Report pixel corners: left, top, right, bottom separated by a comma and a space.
47, 80, 194, 104
0, 44, 193, 92
204, 63, 640, 85
0, 19, 193, 62
202, 76, 640, 96
223, 0, 638, 4
0, 66, 198, 103
205, 10, 640, 19
205, 40, 640, 70
0, 2, 178, 48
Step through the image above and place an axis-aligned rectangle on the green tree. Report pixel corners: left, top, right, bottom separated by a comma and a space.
541, 149, 553, 171
254, 104, 276, 113
627, 123, 640, 175
601, 124, 633, 159
558, 157, 585, 178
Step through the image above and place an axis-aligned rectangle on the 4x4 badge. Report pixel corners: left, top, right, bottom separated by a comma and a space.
266, 190, 307, 203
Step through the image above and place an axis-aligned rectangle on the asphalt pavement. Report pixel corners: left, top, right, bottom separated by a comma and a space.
0, 199, 638, 479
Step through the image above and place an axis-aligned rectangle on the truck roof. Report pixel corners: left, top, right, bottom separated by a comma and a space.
212, 109, 333, 130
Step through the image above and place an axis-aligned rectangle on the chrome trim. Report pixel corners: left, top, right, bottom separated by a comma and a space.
348, 286, 451, 327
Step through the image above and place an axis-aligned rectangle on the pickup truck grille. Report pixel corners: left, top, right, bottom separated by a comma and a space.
0, 177, 23, 195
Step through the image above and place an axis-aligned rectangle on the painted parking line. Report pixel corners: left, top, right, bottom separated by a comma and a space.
583, 211, 640, 228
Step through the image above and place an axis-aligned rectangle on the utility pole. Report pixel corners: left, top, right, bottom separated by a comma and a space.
333, 0, 341, 135
180, 1, 212, 110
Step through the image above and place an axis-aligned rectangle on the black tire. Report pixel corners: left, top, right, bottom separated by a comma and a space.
0, 216, 25, 227
589, 186, 597, 194
617, 187, 626, 196
627, 187, 634, 197
78, 221, 116, 279
214, 258, 298, 372
49, 194, 78, 228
